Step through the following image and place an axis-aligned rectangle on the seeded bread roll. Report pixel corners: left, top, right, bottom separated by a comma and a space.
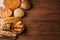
14, 8, 24, 17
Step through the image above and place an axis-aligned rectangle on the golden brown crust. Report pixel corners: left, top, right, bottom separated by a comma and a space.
13, 21, 24, 33
0, 8, 12, 18
1, 23, 11, 31
2, 17, 20, 24
21, 0, 30, 10
1, 17, 20, 31
4, 0, 21, 9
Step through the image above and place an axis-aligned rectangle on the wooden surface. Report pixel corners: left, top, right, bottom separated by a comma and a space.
0, 0, 60, 40
17, 0, 60, 40
18, 0, 60, 40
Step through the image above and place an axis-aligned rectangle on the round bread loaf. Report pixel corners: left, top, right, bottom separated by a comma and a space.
0, 8, 12, 18
21, 0, 30, 10
4, 0, 20, 9
14, 8, 24, 17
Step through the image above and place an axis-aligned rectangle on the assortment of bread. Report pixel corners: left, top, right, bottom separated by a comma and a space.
1, 17, 20, 31
0, 0, 31, 39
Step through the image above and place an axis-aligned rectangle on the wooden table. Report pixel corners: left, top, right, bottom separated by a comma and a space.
18, 0, 60, 40
0, 0, 60, 40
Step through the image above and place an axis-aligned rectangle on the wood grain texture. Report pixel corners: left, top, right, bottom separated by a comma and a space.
0, 0, 60, 40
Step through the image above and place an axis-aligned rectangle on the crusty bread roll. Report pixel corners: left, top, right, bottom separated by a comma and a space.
14, 8, 24, 17
13, 21, 24, 33
21, 0, 30, 10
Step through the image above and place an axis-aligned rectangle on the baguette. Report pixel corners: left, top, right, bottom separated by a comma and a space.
0, 30, 16, 38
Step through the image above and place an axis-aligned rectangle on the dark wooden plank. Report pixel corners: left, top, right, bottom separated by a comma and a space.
21, 27, 60, 36
23, 20, 60, 28
18, 0, 60, 40
24, 0, 60, 20
17, 35, 60, 40
17, 0, 60, 40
